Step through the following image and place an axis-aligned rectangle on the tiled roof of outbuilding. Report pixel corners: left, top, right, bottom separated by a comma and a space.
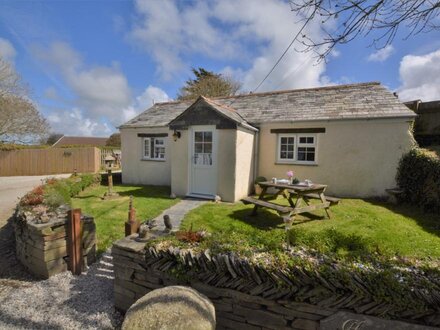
120, 82, 415, 129
52, 136, 108, 147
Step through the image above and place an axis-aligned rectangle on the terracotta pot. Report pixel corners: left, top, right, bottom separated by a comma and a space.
254, 184, 263, 196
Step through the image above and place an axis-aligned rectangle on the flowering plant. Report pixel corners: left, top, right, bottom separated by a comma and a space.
286, 170, 294, 178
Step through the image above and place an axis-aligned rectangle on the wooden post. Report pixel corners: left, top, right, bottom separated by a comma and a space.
107, 168, 113, 195
67, 208, 83, 275
125, 196, 140, 236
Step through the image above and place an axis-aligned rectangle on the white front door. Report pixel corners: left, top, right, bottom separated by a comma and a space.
189, 126, 217, 197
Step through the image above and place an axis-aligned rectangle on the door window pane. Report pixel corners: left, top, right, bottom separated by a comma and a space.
203, 132, 212, 142
195, 132, 203, 142
195, 143, 203, 153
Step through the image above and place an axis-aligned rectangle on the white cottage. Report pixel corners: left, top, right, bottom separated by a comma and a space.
119, 82, 416, 202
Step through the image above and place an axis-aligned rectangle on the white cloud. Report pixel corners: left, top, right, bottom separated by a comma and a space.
129, 0, 331, 91
122, 85, 170, 123
0, 37, 16, 62
47, 108, 113, 137
397, 48, 440, 102
367, 45, 395, 62
33, 41, 168, 136
34, 42, 132, 121
136, 85, 169, 108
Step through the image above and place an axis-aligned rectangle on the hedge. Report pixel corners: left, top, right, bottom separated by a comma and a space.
396, 148, 440, 213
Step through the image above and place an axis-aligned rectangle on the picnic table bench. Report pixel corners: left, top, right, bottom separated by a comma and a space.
242, 181, 339, 229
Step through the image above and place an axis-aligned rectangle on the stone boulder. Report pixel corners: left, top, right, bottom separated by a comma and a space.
122, 286, 216, 330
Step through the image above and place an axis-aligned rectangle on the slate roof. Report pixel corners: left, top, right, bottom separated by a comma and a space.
52, 136, 108, 147
120, 82, 416, 129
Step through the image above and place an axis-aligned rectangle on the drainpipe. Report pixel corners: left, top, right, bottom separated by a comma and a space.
253, 128, 260, 184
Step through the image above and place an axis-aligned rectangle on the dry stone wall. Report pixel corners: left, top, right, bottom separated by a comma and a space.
112, 236, 440, 330
112, 237, 329, 330
14, 205, 96, 279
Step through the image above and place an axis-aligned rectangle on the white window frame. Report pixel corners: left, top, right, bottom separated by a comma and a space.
277, 133, 318, 165
153, 137, 166, 160
142, 137, 166, 161
277, 134, 296, 162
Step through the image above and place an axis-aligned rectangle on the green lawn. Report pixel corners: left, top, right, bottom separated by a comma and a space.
428, 145, 440, 158
178, 198, 440, 261
72, 184, 179, 254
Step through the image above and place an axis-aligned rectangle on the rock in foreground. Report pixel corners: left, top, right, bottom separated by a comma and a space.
122, 286, 215, 330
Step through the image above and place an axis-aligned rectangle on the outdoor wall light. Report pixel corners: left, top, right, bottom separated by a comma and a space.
172, 130, 181, 141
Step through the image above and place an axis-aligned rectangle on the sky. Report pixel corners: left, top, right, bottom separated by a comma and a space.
0, 0, 440, 137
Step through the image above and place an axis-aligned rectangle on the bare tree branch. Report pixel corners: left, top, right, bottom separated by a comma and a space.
0, 56, 49, 144
289, 0, 440, 59
0, 57, 28, 97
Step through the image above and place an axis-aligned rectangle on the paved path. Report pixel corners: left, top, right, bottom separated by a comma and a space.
153, 198, 207, 231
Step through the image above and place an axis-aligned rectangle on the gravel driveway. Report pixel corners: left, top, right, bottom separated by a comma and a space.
0, 174, 124, 329
0, 252, 123, 329
0, 174, 71, 285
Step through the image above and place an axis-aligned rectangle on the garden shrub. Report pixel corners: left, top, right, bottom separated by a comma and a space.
20, 186, 45, 206
396, 148, 440, 213
20, 173, 100, 209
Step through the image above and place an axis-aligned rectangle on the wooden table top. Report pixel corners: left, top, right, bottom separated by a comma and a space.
258, 181, 327, 192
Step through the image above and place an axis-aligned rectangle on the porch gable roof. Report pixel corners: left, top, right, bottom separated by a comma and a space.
168, 96, 258, 131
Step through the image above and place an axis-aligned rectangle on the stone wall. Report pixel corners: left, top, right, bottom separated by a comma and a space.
14, 205, 96, 279
112, 236, 440, 330
113, 238, 334, 330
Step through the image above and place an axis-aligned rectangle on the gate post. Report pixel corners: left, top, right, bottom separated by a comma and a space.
125, 196, 140, 236
67, 208, 83, 275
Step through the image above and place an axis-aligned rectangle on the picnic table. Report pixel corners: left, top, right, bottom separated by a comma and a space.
242, 181, 339, 229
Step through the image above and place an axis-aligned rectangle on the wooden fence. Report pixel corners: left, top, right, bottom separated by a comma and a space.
0, 147, 101, 176
100, 148, 121, 169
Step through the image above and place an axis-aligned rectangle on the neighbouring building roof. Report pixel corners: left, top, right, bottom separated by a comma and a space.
120, 82, 416, 129
52, 136, 108, 147
404, 100, 440, 114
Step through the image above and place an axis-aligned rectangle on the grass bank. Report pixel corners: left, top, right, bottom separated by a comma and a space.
72, 184, 178, 254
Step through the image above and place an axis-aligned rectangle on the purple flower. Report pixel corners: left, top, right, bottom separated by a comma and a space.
287, 170, 294, 178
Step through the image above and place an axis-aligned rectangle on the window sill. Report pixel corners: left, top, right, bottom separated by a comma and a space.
275, 161, 318, 166
140, 158, 166, 162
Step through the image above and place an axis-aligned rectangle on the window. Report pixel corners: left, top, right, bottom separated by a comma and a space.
297, 136, 316, 162
194, 131, 213, 165
277, 134, 317, 164
279, 136, 295, 161
143, 137, 166, 160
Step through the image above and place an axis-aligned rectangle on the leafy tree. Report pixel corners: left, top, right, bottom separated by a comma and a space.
177, 67, 241, 101
0, 57, 49, 144
106, 133, 121, 147
289, 0, 440, 59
